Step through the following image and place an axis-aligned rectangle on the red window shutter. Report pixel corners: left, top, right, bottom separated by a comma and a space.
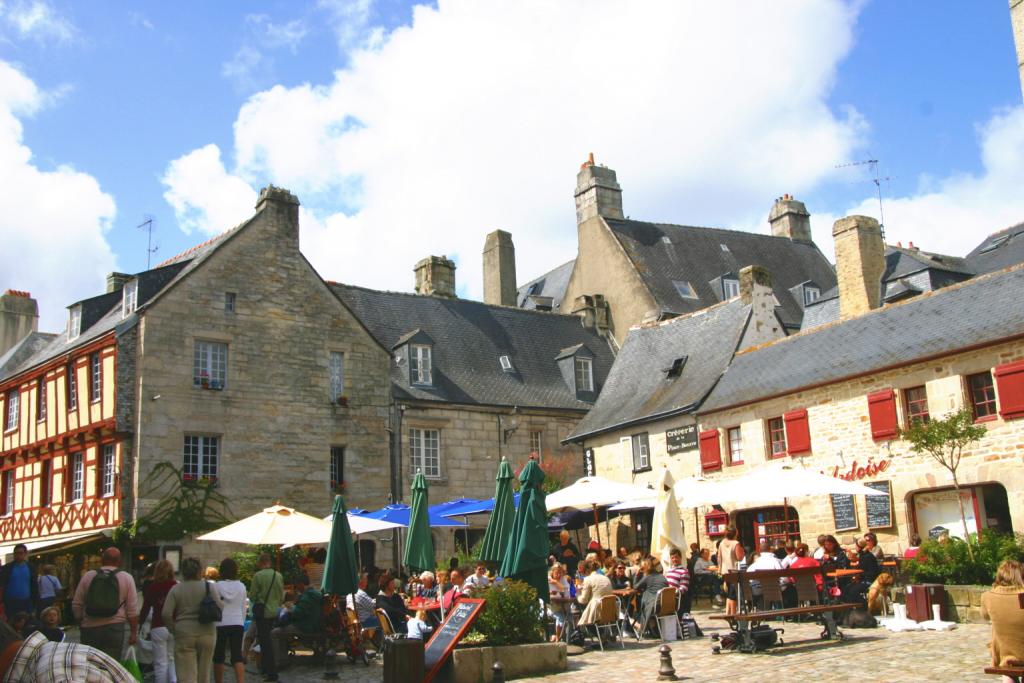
994, 361, 1024, 420
699, 429, 722, 472
867, 389, 898, 440
783, 408, 811, 455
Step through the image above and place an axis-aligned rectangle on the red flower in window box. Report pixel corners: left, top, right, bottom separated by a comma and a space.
335, 395, 349, 407
331, 480, 347, 492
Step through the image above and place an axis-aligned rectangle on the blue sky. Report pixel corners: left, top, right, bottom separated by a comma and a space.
1, 1, 1022, 329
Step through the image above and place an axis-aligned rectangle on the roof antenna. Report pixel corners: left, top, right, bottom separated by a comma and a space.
137, 215, 159, 269
835, 159, 893, 239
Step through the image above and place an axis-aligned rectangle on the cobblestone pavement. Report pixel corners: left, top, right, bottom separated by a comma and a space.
268, 609, 996, 683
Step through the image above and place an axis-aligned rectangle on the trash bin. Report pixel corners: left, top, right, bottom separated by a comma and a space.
382, 635, 424, 683
905, 583, 947, 622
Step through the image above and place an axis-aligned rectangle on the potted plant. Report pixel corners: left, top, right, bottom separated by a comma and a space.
198, 371, 210, 389
336, 395, 349, 407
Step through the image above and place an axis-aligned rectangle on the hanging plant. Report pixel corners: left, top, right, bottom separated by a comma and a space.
126, 462, 234, 543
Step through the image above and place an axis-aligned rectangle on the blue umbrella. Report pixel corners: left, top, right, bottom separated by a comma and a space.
439, 493, 522, 518
364, 504, 468, 528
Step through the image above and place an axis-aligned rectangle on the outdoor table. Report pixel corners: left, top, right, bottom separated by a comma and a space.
827, 569, 863, 579
549, 596, 578, 643
405, 600, 441, 612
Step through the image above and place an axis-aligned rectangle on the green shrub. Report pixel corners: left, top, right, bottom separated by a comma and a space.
230, 545, 307, 587
465, 580, 544, 646
904, 531, 1024, 585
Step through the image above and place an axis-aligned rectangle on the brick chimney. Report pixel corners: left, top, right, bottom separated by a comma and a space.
832, 215, 885, 320
0, 290, 39, 356
254, 185, 300, 246
768, 194, 812, 242
414, 256, 456, 298
106, 272, 132, 293
1013, 0, 1024, 101
738, 266, 783, 349
574, 153, 623, 224
482, 230, 517, 307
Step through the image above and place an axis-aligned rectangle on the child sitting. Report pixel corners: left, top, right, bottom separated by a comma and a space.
406, 608, 433, 640
38, 607, 64, 642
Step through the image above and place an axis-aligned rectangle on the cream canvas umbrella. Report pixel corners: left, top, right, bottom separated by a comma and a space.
714, 462, 889, 503
673, 475, 731, 508
546, 476, 652, 547
197, 504, 333, 545
650, 467, 687, 564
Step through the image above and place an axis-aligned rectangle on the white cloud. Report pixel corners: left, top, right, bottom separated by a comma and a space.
161, 144, 257, 235
819, 106, 1024, 259
0, 60, 116, 331
1, 0, 76, 44
168, 0, 874, 299
317, 0, 375, 52
247, 14, 307, 52
221, 14, 310, 92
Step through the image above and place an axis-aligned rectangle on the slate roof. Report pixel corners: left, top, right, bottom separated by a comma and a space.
329, 284, 615, 410
517, 260, 575, 311
603, 218, 836, 330
566, 299, 751, 441
966, 221, 1024, 275
702, 264, 1024, 412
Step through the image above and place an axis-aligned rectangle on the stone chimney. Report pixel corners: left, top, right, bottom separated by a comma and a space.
738, 266, 782, 349
106, 272, 132, 293
768, 194, 813, 242
1013, 0, 1024, 101
414, 256, 456, 298
254, 185, 300, 245
832, 215, 885, 320
482, 230, 517, 307
570, 294, 610, 335
574, 153, 623, 224
0, 290, 39, 357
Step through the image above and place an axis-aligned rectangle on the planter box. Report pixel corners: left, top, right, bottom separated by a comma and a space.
895, 584, 988, 623
449, 642, 566, 682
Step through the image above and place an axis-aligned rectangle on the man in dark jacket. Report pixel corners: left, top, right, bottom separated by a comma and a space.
271, 576, 323, 669
0, 544, 38, 617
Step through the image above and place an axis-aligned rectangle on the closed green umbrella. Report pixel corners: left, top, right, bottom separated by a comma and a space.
404, 472, 435, 574
322, 494, 359, 596
478, 458, 516, 564
499, 458, 549, 602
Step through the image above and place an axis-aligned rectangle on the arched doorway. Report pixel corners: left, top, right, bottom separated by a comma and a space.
733, 506, 800, 553
909, 482, 1012, 540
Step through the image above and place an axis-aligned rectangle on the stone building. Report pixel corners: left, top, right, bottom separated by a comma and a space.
567, 214, 1024, 556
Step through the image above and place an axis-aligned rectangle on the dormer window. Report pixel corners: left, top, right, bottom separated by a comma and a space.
722, 278, 740, 299
672, 280, 698, 299
666, 356, 688, 379
411, 344, 432, 386
803, 286, 821, 306
574, 357, 594, 392
122, 279, 138, 318
499, 355, 513, 372
68, 306, 81, 341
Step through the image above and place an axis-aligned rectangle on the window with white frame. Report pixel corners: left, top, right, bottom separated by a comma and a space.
70, 452, 84, 502
727, 426, 743, 464
193, 341, 228, 390
4, 391, 18, 432
329, 352, 345, 402
101, 444, 115, 497
574, 357, 594, 392
90, 353, 102, 402
410, 345, 432, 386
803, 286, 821, 306
631, 432, 651, 471
722, 278, 740, 299
183, 435, 219, 481
672, 280, 698, 299
330, 446, 344, 487
68, 306, 81, 341
122, 279, 138, 317
224, 292, 236, 313
67, 363, 77, 410
529, 430, 543, 458
2, 471, 13, 516
409, 428, 441, 479
36, 378, 46, 422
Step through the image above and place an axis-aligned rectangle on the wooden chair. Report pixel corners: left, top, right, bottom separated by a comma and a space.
347, 608, 379, 654
592, 595, 625, 651
654, 586, 680, 641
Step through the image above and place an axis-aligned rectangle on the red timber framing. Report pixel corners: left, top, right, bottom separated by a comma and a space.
0, 333, 121, 543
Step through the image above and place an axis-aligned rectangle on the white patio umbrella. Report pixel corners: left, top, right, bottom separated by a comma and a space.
673, 475, 732, 508
650, 468, 687, 564
546, 476, 653, 547
330, 513, 405, 536
716, 462, 889, 503
197, 504, 333, 545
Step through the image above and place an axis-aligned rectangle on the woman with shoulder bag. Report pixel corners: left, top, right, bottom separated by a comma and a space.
140, 560, 178, 683
162, 557, 224, 683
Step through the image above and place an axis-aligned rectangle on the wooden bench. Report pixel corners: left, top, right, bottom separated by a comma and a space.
984, 666, 1024, 682
709, 565, 858, 653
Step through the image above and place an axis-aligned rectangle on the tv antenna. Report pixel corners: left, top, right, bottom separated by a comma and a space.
835, 159, 893, 238
136, 216, 159, 269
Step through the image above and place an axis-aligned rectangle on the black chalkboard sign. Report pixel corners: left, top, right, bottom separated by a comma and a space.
829, 493, 858, 532
865, 480, 893, 529
583, 448, 596, 477
666, 424, 697, 454
423, 598, 486, 683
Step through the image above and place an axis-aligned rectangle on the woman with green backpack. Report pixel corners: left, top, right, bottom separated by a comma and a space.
162, 558, 224, 683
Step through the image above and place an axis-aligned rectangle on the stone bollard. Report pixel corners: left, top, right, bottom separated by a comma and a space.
657, 644, 678, 681
492, 661, 506, 683
321, 649, 339, 679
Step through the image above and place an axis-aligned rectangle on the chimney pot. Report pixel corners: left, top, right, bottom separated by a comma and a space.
414, 255, 457, 298
832, 215, 885, 320
574, 157, 623, 224
0, 289, 39, 356
483, 230, 517, 307
738, 265, 783, 350
106, 272, 132, 293
768, 195, 812, 242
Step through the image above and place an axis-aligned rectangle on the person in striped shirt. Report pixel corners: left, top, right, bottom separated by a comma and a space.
665, 548, 691, 615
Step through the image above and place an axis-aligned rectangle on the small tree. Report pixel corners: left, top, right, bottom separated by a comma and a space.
900, 408, 986, 560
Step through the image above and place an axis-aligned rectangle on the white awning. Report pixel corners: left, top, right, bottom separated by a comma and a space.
0, 527, 115, 559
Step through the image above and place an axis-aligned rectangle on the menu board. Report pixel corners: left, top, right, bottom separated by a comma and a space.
865, 480, 894, 529
666, 424, 698, 454
423, 598, 486, 683
583, 448, 596, 477
829, 493, 858, 532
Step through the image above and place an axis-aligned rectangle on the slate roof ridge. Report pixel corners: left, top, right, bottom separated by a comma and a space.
735, 259, 1024, 358
155, 222, 245, 267
628, 295, 741, 332
326, 281, 589, 320
885, 244, 972, 274
972, 219, 1024, 245
607, 217, 815, 244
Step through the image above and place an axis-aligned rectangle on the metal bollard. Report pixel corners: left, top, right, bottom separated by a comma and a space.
322, 649, 339, 679
492, 661, 506, 683
657, 644, 678, 681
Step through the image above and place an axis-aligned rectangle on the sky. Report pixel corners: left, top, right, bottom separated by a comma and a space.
1, 0, 1022, 331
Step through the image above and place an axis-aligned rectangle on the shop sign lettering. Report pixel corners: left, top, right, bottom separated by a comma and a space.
830, 457, 890, 482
